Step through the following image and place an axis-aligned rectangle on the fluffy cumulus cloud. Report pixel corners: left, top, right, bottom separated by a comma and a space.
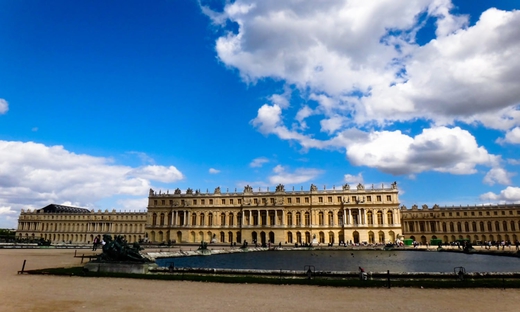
205, 1, 520, 177
480, 187, 520, 203
345, 127, 497, 175
0, 99, 8, 114
344, 173, 363, 184
268, 165, 323, 185
0, 141, 184, 221
483, 168, 514, 186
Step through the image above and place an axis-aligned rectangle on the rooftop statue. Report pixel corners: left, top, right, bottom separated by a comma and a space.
174, 188, 181, 195
342, 184, 350, 191
97, 234, 153, 263
214, 186, 221, 194
310, 184, 318, 192
391, 181, 398, 189
243, 185, 253, 194
186, 188, 193, 194
357, 183, 365, 190
275, 184, 285, 193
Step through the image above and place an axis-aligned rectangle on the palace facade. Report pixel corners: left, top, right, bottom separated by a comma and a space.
17, 204, 146, 243
146, 183, 402, 245
401, 204, 520, 244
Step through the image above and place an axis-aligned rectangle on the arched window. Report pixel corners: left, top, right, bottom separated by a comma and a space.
480, 221, 485, 232
464, 222, 469, 232
208, 213, 213, 226
472, 222, 477, 232
152, 213, 157, 226
304, 212, 310, 226
495, 221, 500, 232
367, 211, 373, 225
296, 212, 301, 225
377, 211, 383, 224
229, 213, 234, 226
387, 211, 393, 224
199, 213, 205, 226
449, 222, 454, 232
221, 213, 226, 226
318, 212, 324, 226
328, 211, 334, 225
488, 221, 492, 231
191, 213, 197, 225
160, 213, 165, 226
511, 221, 516, 231
503, 221, 508, 231
287, 212, 293, 226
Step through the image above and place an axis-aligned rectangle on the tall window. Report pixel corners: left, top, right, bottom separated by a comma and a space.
387, 211, 393, 224
367, 211, 373, 225
318, 212, 324, 226
377, 211, 383, 225
296, 212, 301, 225
208, 213, 213, 226
304, 212, 310, 226
221, 213, 226, 226
287, 212, 293, 225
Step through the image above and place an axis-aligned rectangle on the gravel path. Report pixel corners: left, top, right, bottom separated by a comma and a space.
1, 248, 519, 312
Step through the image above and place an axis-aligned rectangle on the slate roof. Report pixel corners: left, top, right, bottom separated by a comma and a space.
37, 204, 91, 214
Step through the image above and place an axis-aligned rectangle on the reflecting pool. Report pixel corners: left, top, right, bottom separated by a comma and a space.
156, 250, 520, 272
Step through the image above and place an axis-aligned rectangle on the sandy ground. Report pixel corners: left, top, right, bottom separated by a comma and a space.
1, 248, 520, 312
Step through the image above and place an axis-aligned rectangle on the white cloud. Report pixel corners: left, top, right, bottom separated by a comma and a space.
128, 165, 183, 183
208, 1, 520, 176
480, 187, 520, 203
0, 99, 8, 114
0, 206, 17, 216
483, 168, 514, 186
0, 140, 184, 221
249, 157, 269, 168
345, 127, 496, 175
507, 158, 520, 165
209, 168, 221, 174
344, 173, 363, 184
268, 165, 323, 185
497, 127, 520, 145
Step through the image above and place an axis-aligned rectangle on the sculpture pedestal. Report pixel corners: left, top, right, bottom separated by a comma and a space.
84, 262, 157, 274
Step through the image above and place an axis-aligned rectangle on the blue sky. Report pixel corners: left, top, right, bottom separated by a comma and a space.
1, 0, 520, 228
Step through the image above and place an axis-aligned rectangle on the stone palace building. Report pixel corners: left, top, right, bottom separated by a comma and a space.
146, 183, 402, 246
401, 203, 520, 244
16, 204, 146, 243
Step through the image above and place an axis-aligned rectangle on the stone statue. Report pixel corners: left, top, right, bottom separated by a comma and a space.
149, 188, 154, 196
342, 184, 350, 191
186, 188, 193, 194
275, 184, 285, 193
174, 188, 181, 195
243, 185, 253, 194
214, 186, 221, 194
98, 234, 152, 263
357, 183, 365, 190
391, 181, 398, 189
195, 189, 200, 195
310, 184, 318, 192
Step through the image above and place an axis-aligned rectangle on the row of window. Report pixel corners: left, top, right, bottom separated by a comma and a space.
408, 220, 520, 233
22, 214, 144, 220
154, 195, 393, 206
439, 210, 520, 217
151, 210, 396, 227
